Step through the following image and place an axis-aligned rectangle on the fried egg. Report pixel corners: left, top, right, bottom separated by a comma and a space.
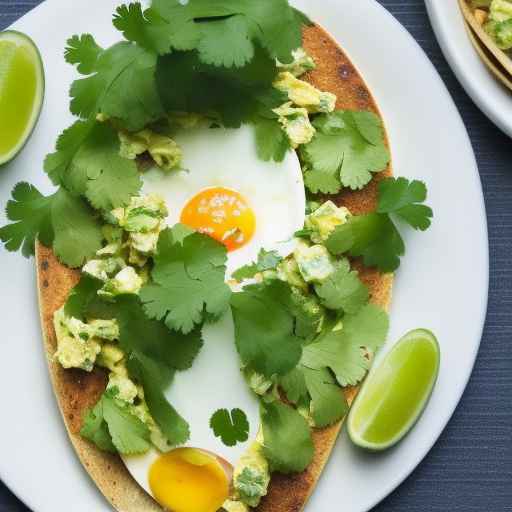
142, 123, 306, 276
123, 124, 305, 512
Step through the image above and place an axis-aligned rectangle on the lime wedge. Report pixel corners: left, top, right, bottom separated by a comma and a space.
0, 31, 44, 166
347, 329, 440, 451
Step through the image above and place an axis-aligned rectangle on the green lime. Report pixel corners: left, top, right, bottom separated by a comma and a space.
347, 329, 440, 451
0, 30, 44, 166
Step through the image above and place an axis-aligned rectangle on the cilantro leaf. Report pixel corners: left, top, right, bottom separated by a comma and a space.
0, 183, 54, 257
314, 259, 369, 314
326, 213, 405, 273
64, 34, 103, 75
67, 38, 164, 131
45, 121, 142, 210
81, 389, 151, 454
280, 366, 348, 427
252, 117, 290, 162
51, 188, 104, 267
302, 329, 369, 387
377, 177, 433, 231
341, 303, 389, 352
140, 229, 231, 334
156, 49, 280, 128
302, 366, 348, 428
300, 111, 390, 193
113, 3, 174, 55
232, 248, 283, 281
106, 295, 203, 371
302, 304, 389, 386
210, 408, 249, 447
0, 183, 102, 266
80, 399, 117, 453
152, 0, 307, 67
128, 352, 190, 446
230, 281, 304, 377
102, 390, 151, 454
280, 368, 308, 404
65, 274, 103, 319
77, 123, 142, 210
260, 400, 314, 473
44, 119, 95, 186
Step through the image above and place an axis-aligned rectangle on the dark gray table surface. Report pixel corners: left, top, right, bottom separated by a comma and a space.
1, 0, 511, 511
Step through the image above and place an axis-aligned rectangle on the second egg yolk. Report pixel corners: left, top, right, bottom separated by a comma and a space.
148, 448, 229, 512
180, 187, 256, 252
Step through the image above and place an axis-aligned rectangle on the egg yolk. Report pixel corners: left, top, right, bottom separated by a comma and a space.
180, 187, 256, 252
148, 448, 229, 512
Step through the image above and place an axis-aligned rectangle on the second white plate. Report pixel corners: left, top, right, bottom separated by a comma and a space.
426, 0, 512, 138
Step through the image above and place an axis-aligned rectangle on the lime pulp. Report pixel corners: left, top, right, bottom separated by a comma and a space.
348, 329, 440, 451
0, 31, 44, 165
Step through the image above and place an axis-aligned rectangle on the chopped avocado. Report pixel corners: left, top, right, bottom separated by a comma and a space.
291, 287, 325, 338
53, 308, 102, 372
88, 319, 120, 341
489, 0, 512, 22
132, 399, 172, 452
293, 241, 336, 284
305, 200, 351, 243
232, 437, 270, 507
98, 266, 143, 298
272, 102, 316, 148
119, 129, 182, 171
485, 0, 512, 49
276, 257, 308, 291
491, 18, 512, 48
274, 72, 336, 114
97, 343, 126, 374
245, 370, 274, 396
276, 47, 316, 77
130, 230, 160, 255
222, 500, 249, 512
118, 195, 168, 234
107, 374, 139, 404
96, 242, 122, 257
168, 111, 204, 129
82, 257, 124, 282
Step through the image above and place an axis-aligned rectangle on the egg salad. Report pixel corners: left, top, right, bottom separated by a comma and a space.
0, 1, 434, 512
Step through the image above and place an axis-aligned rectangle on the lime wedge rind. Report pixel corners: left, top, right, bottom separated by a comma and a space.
347, 329, 440, 451
0, 30, 45, 166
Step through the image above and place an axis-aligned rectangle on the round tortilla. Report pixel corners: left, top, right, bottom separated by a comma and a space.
36, 23, 393, 512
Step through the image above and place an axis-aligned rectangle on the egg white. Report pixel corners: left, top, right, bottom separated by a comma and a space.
124, 311, 259, 494
124, 123, 305, 503
142, 124, 306, 276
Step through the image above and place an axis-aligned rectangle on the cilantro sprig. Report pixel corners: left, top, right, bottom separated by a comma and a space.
300, 111, 390, 194
66, 36, 164, 132
81, 388, 151, 455
302, 304, 389, 386
260, 399, 314, 473
230, 280, 306, 377
325, 177, 433, 272
0, 183, 103, 267
140, 227, 232, 334
45, 120, 142, 210
210, 408, 249, 447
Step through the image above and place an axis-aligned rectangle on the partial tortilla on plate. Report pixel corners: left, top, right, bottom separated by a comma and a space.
463, 16, 512, 91
459, 0, 512, 80
36, 23, 393, 512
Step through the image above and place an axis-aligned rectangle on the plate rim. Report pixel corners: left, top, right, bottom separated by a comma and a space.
425, 0, 512, 138
0, 1, 490, 511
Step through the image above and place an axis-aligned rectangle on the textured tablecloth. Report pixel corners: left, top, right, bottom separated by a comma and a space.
1, 0, 511, 511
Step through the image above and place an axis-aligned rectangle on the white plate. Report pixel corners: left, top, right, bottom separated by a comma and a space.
426, 0, 512, 138
0, 0, 488, 511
